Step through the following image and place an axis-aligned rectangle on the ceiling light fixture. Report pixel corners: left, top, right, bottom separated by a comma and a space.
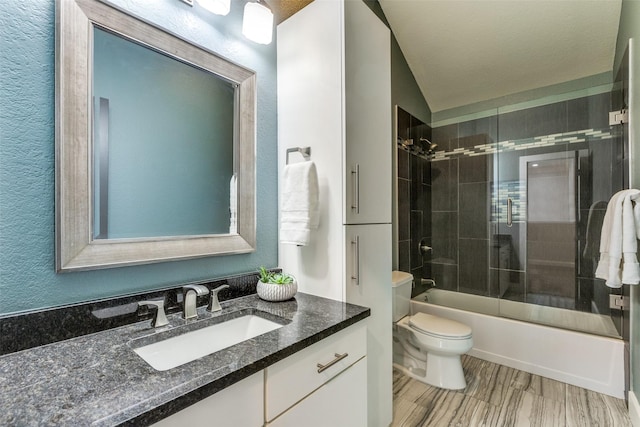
197, 0, 231, 16
242, 0, 274, 45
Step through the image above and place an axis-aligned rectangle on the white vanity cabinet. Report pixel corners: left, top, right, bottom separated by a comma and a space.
267, 358, 367, 427
265, 322, 367, 426
151, 323, 366, 426
151, 371, 264, 427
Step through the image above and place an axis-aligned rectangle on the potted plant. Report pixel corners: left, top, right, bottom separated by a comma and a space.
257, 266, 298, 302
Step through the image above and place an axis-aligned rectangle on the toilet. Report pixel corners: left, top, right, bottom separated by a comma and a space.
392, 271, 473, 390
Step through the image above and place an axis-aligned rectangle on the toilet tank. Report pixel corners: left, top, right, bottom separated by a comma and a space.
391, 271, 413, 322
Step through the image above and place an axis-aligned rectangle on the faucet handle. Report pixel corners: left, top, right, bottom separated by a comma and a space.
208, 284, 230, 312
138, 299, 169, 328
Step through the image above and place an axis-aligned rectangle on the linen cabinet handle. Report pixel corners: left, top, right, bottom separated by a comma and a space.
317, 352, 349, 373
351, 236, 360, 286
351, 164, 360, 214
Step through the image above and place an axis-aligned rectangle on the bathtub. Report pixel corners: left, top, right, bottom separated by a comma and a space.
411, 289, 626, 399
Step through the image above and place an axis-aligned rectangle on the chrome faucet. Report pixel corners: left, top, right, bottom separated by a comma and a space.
138, 299, 169, 328
208, 284, 230, 312
182, 284, 209, 319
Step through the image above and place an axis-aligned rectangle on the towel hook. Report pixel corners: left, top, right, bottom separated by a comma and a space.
286, 147, 311, 164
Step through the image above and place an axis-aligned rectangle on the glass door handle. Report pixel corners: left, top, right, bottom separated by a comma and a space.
507, 198, 513, 227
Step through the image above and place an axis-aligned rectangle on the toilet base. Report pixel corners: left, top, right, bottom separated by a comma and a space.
424, 352, 467, 390
393, 341, 467, 390
393, 352, 467, 390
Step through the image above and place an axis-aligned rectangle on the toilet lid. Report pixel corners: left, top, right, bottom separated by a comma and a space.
409, 312, 472, 339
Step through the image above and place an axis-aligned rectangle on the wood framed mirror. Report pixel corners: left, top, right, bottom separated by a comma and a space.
55, 0, 256, 272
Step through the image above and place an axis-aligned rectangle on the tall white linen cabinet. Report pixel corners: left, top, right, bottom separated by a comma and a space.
277, 0, 393, 425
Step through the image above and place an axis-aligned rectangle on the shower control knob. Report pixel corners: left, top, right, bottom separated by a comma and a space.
418, 238, 432, 256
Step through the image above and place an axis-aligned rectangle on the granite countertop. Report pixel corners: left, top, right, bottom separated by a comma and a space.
0, 293, 369, 426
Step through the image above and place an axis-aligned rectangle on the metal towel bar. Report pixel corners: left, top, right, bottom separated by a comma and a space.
286, 146, 311, 164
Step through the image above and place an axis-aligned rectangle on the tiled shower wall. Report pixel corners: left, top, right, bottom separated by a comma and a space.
427, 92, 623, 313
398, 92, 625, 312
397, 107, 433, 296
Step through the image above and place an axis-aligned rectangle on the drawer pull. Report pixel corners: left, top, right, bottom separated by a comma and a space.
317, 352, 348, 373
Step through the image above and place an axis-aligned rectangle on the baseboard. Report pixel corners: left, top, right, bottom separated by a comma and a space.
630, 391, 640, 427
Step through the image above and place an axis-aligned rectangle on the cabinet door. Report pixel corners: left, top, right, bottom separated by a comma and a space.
345, 224, 392, 426
267, 357, 367, 427
151, 372, 263, 427
265, 322, 366, 422
344, 0, 392, 225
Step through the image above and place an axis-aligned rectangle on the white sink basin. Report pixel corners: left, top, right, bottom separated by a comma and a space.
133, 314, 284, 371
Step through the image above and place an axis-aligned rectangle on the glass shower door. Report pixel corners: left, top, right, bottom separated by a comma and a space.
494, 92, 626, 338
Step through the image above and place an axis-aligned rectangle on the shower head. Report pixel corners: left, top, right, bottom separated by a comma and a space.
419, 138, 438, 151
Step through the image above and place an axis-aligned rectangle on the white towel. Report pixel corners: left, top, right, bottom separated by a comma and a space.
595, 189, 640, 287
280, 161, 319, 246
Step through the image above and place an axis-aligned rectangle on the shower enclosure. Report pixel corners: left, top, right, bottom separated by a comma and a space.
395, 70, 630, 339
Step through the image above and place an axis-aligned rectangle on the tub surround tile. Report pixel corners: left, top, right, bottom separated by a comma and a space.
459, 239, 489, 296
567, 92, 610, 131
490, 268, 526, 300
398, 178, 411, 241
432, 211, 458, 263
431, 159, 458, 211
459, 182, 489, 239
398, 240, 411, 273
458, 154, 492, 184
432, 123, 458, 152
421, 184, 432, 238
422, 158, 432, 185
458, 116, 498, 143
526, 102, 568, 138
397, 147, 410, 180
410, 211, 424, 270
0, 293, 369, 426
497, 109, 528, 142
429, 263, 458, 292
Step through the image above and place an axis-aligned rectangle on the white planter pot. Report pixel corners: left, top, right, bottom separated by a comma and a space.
257, 280, 298, 302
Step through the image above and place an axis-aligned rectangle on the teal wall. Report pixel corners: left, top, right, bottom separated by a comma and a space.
0, 0, 278, 314
615, 0, 640, 402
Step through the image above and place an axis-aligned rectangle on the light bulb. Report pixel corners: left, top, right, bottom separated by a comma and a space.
197, 0, 230, 16
242, 1, 274, 45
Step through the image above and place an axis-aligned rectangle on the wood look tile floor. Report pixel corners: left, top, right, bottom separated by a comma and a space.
392, 355, 631, 427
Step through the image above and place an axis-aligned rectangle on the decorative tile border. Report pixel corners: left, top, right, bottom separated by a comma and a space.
398, 127, 616, 223
422, 127, 615, 162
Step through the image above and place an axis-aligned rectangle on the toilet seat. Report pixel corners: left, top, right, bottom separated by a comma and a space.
409, 313, 472, 340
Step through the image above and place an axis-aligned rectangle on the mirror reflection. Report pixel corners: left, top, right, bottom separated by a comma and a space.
92, 28, 236, 240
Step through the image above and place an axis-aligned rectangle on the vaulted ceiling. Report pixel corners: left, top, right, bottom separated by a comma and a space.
379, 0, 622, 113
274, 1, 622, 114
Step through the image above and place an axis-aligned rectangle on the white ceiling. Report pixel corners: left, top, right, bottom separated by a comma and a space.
379, 0, 622, 113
